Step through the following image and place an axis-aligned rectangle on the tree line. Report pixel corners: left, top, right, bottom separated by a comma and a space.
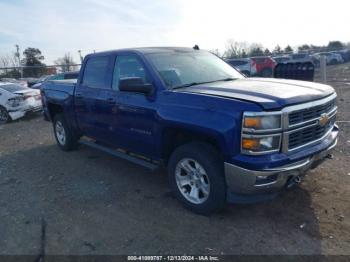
0, 40, 349, 78
212, 40, 349, 59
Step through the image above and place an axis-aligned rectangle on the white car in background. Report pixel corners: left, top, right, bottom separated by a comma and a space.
0, 83, 42, 123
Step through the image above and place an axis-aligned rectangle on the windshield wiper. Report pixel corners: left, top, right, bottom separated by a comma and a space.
172, 82, 203, 89
219, 77, 236, 81
172, 78, 237, 90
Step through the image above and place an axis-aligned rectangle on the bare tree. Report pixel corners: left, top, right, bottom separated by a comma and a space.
54, 53, 77, 72
0, 53, 18, 77
0, 53, 17, 68
224, 39, 249, 59
209, 49, 222, 58
247, 43, 264, 57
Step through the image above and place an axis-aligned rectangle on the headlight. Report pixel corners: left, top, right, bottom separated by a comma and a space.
243, 113, 282, 131
241, 134, 281, 154
241, 111, 282, 155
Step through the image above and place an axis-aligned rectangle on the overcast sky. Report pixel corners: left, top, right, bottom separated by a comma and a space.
0, 0, 349, 64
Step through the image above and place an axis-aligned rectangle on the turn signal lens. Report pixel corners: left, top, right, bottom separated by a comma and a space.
242, 138, 259, 150
241, 135, 281, 154
244, 117, 261, 128
243, 113, 282, 130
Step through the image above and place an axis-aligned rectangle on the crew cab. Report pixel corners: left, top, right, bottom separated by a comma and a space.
41, 47, 338, 214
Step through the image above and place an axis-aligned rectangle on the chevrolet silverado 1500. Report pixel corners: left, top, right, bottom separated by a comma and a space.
41, 47, 338, 214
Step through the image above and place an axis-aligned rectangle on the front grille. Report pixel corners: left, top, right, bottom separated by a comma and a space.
288, 117, 335, 150
288, 98, 336, 126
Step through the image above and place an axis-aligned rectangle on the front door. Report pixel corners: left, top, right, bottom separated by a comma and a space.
110, 54, 158, 158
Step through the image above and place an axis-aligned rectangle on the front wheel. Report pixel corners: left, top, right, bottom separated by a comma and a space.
168, 142, 226, 215
53, 114, 79, 151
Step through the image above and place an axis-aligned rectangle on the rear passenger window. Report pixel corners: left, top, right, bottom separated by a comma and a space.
83, 56, 110, 88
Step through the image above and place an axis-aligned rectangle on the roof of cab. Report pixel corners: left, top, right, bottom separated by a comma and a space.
86, 47, 201, 57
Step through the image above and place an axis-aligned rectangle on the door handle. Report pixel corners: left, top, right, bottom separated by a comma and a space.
107, 98, 116, 104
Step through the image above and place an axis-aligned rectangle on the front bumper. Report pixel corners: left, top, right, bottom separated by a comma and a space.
225, 127, 338, 203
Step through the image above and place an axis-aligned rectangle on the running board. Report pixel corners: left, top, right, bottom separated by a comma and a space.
79, 139, 159, 171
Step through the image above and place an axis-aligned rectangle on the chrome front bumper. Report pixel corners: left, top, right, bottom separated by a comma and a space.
225, 137, 337, 196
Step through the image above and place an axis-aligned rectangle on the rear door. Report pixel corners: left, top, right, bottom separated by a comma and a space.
74, 55, 115, 140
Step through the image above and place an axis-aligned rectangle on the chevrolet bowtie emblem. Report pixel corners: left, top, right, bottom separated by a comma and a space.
319, 113, 329, 127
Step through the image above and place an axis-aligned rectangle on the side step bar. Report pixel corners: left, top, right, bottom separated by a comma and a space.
79, 139, 159, 171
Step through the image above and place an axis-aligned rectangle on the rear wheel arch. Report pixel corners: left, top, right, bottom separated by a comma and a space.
47, 103, 64, 121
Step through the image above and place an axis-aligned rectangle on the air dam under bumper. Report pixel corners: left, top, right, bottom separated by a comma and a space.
225, 129, 338, 203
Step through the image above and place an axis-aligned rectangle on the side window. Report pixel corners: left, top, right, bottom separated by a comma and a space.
112, 55, 150, 90
82, 56, 110, 88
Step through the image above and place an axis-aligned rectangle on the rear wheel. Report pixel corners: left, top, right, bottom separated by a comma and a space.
261, 68, 272, 77
0, 106, 10, 124
330, 59, 338, 65
53, 114, 79, 151
168, 142, 226, 215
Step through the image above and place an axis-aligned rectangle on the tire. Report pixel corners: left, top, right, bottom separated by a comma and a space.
53, 114, 79, 151
261, 68, 272, 77
0, 106, 10, 124
168, 142, 226, 215
330, 59, 337, 65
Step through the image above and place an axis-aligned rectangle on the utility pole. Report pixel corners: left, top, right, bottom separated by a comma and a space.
320, 55, 327, 83
78, 50, 83, 63
15, 44, 23, 78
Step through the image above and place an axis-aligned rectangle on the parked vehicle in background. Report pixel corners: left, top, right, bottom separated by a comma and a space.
0, 78, 28, 88
331, 50, 350, 63
42, 47, 338, 214
31, 71, 79, 89
289, 53, 314, 63
287, 53, 320, 67
0, 83, 42, 123
20, 77, 39, 87
226, 58, 255, 76
30, 75, 53, 89
250, 56, 276, 77
272, 55, 291, 64
313, 52, 344, 65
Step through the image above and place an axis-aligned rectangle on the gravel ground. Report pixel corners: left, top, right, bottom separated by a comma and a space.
0, 63, 349, 255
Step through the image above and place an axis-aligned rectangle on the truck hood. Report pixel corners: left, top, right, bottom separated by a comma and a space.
174, 78, 335, 110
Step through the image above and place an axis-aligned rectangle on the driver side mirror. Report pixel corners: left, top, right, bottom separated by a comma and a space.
119, 77, 154, 95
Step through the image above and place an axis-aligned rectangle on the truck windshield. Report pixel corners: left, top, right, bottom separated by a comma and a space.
146, 51, 243, 89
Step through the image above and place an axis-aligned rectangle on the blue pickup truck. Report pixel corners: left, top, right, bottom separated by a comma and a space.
41, 47, 338, 214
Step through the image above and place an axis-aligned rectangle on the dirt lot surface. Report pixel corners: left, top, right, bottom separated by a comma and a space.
0, 63, 349, 256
